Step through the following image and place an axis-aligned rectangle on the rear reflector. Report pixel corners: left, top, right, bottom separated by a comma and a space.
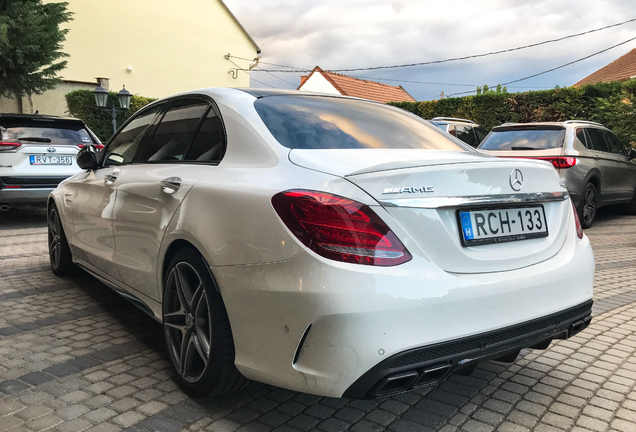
572, 200, 583, 239
0, 141, 20, 149
272, 190, 412, 266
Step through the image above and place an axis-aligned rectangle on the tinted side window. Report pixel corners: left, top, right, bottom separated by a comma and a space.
103, 104, 163, 166
586, 128, 609, 152
575, 128, 588, 148
474, 126, 487, 143
447, 125, 457, 137
184, 107, 225, 162
603, 130, 627, 156
136, 99, 208, 163
456, 125, 477, 147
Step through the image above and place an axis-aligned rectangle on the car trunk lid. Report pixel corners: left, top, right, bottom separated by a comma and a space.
290, 149, 570, 273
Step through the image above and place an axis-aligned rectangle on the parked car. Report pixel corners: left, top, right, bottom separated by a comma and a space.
429, 117, 487, 147
0, 114, 101, 207
48, 89, 594, 399
477, 120, 636, 228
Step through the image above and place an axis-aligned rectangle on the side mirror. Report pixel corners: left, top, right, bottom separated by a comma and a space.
629, 148, 636, 160
76, 145, 99, 170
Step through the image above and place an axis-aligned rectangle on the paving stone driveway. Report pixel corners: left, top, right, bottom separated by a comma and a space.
1, 206, 635, 432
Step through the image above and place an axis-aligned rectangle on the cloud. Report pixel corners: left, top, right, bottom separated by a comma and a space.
224, 0, 636, 100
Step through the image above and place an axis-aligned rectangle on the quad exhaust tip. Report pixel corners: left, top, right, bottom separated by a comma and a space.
370, 363, 452, 397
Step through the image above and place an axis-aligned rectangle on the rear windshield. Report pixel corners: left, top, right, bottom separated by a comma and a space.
0, 118, 95, 146
254, 96, 468, 151
478, 128, 565, 150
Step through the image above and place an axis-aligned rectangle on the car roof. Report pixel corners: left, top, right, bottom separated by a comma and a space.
0, 113, 87, 127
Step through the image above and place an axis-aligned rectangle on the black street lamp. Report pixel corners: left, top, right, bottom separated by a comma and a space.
93, 85, 132, 134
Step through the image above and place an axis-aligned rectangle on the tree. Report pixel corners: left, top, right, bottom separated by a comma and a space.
0, 1, 72, 110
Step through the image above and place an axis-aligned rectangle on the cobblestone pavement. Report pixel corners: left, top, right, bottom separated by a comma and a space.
1, 205, 636, 432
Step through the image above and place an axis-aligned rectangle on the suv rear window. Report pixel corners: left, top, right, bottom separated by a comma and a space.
254, 96, 468, 151
0, 117, 95, 146
478, 127, 565, 150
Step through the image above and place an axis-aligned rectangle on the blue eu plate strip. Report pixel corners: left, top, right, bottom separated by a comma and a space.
460, 212, 474, 240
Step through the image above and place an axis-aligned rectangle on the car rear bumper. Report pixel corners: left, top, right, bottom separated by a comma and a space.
344, 300, 592, 398
213, 220, 595, 398
0, 176, 68, 203
0, 187, 53, 203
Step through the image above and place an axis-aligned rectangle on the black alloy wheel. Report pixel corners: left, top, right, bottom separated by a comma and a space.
578, 182, 598, 229
48, 204, 74, 276
162, 248, 249, 396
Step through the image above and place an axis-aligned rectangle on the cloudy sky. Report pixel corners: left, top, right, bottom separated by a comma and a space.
224, 0, 636, 101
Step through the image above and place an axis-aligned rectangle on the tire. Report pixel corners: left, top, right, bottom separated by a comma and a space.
577, 182, 598, 229
162, 248, 249, 397
48, 204, 75, 276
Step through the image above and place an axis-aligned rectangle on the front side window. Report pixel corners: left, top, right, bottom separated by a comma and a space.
254, 96, 468, 151
103, 104, 163, 166
586, 128, 609, 152
136, 99, 209, 163
603, 130, 627, 156
478, 128, 565, 150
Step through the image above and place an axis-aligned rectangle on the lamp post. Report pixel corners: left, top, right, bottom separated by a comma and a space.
93, 85, 132, 134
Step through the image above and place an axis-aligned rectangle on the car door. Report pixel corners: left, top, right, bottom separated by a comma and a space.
111, 97, 225, 301
584, 127, 618, 203
602, 130, 636, 201
69, 104, 164, 279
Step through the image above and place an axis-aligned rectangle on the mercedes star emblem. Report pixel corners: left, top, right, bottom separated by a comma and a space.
509, 169, 523, 191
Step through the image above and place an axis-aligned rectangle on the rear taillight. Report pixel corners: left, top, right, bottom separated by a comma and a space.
535, 157, 577, 169
0, 141, 20, 149
502, 156, 577, 169
78, 144, 104, 150
571, 200, 583, 239
272, 190, 412, 266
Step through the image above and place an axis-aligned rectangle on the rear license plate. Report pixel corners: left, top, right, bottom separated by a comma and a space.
30, 155, 72, 165
458, 205, 548, 246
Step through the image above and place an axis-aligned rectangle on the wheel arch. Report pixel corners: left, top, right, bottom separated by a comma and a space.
160, 238, 221, 302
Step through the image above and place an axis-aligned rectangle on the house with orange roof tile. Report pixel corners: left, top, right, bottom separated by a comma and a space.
297, 66, 416, 103
573, 48, 636, 87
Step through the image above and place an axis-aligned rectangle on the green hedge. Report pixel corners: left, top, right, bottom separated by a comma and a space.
65, 89, 156, 142
389, 80, 636, 147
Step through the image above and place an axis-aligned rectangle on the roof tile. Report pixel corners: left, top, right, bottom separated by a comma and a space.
573, 48, 636, 86
298, 66, 416, 103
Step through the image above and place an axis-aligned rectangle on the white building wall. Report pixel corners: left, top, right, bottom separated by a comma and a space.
299, 73, 341, 95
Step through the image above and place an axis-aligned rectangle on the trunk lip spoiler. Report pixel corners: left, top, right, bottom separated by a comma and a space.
379, 191, 569, 209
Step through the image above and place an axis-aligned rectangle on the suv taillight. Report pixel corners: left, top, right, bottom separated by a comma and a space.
536, 157, 577, 169
0, 141, 20, 150
272, 190, 412, 266
572, 200, 583, 239
77, 144, 104, 150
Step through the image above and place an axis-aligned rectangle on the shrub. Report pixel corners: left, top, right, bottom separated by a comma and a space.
389, 80, 636, 147
65, 89, 155, 142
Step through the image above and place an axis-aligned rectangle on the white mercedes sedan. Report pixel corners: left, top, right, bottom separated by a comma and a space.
48, 88, 594, 399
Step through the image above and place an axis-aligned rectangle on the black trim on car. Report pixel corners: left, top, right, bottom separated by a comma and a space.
344, 300, 593, 399
0, 176, 69, 188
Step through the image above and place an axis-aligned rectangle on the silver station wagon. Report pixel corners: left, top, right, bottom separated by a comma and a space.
478, 120, 636, 228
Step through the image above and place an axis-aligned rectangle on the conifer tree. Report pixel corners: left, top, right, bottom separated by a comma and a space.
0, 0, 72, 107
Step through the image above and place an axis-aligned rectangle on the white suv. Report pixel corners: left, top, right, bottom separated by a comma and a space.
0, 114, 101, 207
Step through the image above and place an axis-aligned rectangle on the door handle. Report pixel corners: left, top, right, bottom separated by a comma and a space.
160, 177, 182, 194
104, 173, 118, 185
